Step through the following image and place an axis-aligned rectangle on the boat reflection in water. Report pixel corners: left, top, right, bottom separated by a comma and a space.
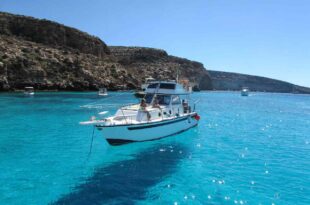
52, 143, 189, 204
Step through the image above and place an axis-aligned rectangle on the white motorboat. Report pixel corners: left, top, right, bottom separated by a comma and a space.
241, 87, 249, 96
98, 87, 108, 96
24, 87, 35, 95
81, 81, 200, 145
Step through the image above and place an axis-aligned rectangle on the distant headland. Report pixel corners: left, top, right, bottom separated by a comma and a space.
0, 12, 309, 94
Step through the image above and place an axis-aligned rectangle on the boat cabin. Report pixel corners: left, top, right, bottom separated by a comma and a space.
110, 81, 193, 124
98, 87, 108, 96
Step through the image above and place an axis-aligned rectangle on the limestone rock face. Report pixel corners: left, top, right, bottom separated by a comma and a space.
0, 12, 213, 91
0, 12, 110, 58
1, 12, 308, 93
110, 46, 213, 90
0, 35, 134, 91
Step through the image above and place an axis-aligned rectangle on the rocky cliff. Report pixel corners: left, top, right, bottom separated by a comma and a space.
0, 12, 309, 94
109, 46, 212, 90
0, 12, 109, 58
0, 34, 125, 91
209, 70, 310, 94
0, 12, 212, 91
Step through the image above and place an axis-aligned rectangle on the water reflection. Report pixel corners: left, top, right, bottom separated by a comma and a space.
52, 143, 188, 205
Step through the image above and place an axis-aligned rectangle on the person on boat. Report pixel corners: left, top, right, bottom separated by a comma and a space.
152, 96, 163, 118
140, 98, 147, 109
140, 98, 151, 121
152, 96, 161, 109
182, 99, 189, 113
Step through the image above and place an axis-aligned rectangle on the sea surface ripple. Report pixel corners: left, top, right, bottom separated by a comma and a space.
0, 92, 309, 205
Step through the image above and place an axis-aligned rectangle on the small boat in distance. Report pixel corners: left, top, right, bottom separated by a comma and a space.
24, 87, 35, 95
81, 80, 200, 145
192, 85, 200, 92
98, 87, 108, 96
241, 87, 249, 96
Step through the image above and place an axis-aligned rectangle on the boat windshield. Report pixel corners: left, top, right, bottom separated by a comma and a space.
159, 83, 175, 89
145, 94, 171, 105
156, 94, 171, 105
171, 95, 181, 105
145, 94, 154, 104
148, 83, 159, 89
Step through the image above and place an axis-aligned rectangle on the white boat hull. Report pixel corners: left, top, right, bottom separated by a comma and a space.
24, 92, 35, 95
96, 114, 199, 145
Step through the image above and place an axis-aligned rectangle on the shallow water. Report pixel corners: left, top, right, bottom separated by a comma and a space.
0, 92, 309, 205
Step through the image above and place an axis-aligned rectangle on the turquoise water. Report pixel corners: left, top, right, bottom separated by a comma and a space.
0, 92, 309, 205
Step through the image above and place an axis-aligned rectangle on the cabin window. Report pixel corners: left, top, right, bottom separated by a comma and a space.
145, 94, 154, 104
159, 83, 175, 89
148, 83, 159, 89
171, 95, 181, 105
156, 95, 171, 105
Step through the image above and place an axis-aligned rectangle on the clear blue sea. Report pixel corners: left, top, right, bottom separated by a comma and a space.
0, 92, 309, 205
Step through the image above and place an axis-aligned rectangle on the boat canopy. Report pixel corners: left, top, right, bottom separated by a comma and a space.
145, 81, 190, 95
145, 77, 156, 83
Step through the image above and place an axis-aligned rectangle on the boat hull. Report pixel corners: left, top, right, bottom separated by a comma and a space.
241, 91, 249, 96
24, 92, 34, 95
96, 114, 199, 145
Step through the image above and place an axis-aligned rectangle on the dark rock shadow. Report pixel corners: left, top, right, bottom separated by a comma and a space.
51, 143, 188, 205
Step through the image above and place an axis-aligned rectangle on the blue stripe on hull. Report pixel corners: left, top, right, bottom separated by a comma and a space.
128, 117, 188, 130
106, 124, 198, 146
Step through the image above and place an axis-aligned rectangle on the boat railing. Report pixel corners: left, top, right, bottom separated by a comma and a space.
192, 99, 200, 112
113, 114, 136, 124
118, 105, 166, 125
120, 103, 139, 109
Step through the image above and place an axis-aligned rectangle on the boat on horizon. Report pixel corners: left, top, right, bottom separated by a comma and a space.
81, 80, 200, 145
241, 87, 249, 96
24, 87, 35, 95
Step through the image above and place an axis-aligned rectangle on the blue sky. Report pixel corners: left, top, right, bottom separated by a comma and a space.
1, 0, 309, 87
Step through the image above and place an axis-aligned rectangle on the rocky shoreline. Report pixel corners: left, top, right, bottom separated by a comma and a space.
0, 12, 309, 94
208, 70, 310, 94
